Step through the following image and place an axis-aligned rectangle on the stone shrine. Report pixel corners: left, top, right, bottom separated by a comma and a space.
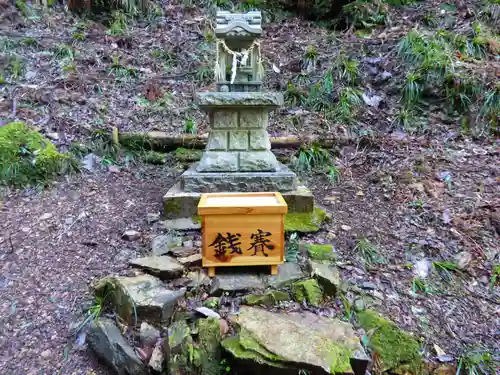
163, 10, 326, 231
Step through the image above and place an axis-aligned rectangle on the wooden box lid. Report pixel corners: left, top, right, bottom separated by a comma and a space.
198, 192, 288, 215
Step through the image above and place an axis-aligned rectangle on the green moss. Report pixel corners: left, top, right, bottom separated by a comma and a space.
169, 320, 191, 349
192, 215, 202, 224
221, 336, 286, 368
0, 122, 78, 188
164, 198, 182, 215
169, 320, 194, 373
118, 132, 153, 151
304, 243, 337, 262
197, 317, 222, 374
284, 207, 328, 233
292, 279, 323, 307
175, 147, 203, 162
222, 329, 288, 369
243, 291, 290, 307
357, 310, 423, 373
239, 328, 286, 362
202, 297, 219, 309
325, 340, 354, 374
141, 150, 166, 164
93, 276, 132, 321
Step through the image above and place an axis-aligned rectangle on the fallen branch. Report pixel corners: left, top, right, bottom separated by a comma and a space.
117, 131, 372, 151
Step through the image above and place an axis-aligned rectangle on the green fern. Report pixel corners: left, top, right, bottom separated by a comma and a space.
296, 144, 331, 172
354, 238, 385, 265
285, 83, 307, 107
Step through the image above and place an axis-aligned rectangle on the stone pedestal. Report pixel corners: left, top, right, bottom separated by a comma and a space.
180, 92, 297, 193
195, 92, 282, 174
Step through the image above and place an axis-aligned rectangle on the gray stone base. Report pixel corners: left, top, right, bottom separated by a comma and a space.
163, 180, 314, 220
180, 163, 297, 193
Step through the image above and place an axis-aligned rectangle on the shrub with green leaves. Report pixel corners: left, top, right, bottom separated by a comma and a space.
396, 27, 499, 132
0, 122, 79, 188
342, 0, 390, 29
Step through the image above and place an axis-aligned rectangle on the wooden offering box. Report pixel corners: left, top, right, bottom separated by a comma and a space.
198, 192, 288, 277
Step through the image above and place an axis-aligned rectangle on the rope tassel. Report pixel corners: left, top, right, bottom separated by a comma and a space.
214, 38, 262, 84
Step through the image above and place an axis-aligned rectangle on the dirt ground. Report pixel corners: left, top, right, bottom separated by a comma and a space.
1, 138, 498, 374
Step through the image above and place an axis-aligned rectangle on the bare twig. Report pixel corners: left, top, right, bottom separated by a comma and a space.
56, 211, 88, 243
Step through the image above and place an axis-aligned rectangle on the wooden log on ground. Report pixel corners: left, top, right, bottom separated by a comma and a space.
117, 131, 345, 151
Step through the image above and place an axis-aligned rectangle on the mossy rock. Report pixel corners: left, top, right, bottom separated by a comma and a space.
357, 310, 423, 373
308, 261, 340, 297
196, 317, 223, 374
222, 328, 288, 369
302, 243, 337, 262
284, 207, 328, 233
202, 297, 219, 309
221, 335, 288, 369
168, 320, 194, 373
0, 122, 78, 187
175, 147, 203, 162
93, 274, 185, 324
225, 306, 366, 373
243, 291, 291, 307
164, 199, 183, 216
291, 279, 323, 307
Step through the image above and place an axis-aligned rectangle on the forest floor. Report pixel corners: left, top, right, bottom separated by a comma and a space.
0, 0, 499, 374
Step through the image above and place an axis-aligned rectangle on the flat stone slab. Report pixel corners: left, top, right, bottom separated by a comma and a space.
181, 163, 297, 193
177, 253, 202, 267
224, 306, 369, 374
266, 262, 306, 288
164, 180, 313, 219
308, 261, 341, 296
94, 274, 186, 324
160, 217, 201, 231
151, 233, 183, 256
197, 92, 283, 108
88, 318, 148, 375
129, 256, 184, 279
210, 274, 267, 296
163, 183, 201, 220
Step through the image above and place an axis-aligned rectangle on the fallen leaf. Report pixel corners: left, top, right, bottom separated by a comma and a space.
442, 209, 451, 224
362, 93, 383, 107
272, 64, 280, 73
219, 319, 229, 336
436, 355, 454, 363
434, 343, 446, 357
453, 251, 472, 269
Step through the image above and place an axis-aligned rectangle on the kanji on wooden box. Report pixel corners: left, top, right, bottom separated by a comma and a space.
198, 192, 287, 277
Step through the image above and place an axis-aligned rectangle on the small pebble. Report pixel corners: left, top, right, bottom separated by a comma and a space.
361, 281, 377, 290
122, 230, 141, 241
39, 213, 53, 221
